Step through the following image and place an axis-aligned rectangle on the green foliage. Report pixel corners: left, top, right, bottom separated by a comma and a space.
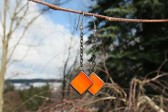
19, 84, 51, 111
4, 84, 15, 93
87, 0, 168, 88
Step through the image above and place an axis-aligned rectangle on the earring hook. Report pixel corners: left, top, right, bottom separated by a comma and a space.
76, 12, 85, 31
92, 15, 96, 31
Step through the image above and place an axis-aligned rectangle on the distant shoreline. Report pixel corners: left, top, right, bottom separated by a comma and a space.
5, 79, 62, 84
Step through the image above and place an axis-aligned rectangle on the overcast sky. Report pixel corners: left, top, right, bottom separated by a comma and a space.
0, 0, 95, 79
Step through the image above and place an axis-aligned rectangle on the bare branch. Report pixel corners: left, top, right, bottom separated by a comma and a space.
7, 12, 42, 62
137, 95, 165, 112
29, 0, 168, 23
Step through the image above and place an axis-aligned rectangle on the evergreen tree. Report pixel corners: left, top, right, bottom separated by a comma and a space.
87, 0, 168, 90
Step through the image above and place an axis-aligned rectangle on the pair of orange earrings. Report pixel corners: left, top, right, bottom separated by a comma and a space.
70, 15, 105, 95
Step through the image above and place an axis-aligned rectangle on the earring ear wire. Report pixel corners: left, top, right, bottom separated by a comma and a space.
92, 15, 96, 31
76, 12, 85, 31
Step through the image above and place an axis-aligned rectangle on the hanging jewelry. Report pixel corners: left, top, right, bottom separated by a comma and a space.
70, 13, 93, 95
88, 17, 105, 95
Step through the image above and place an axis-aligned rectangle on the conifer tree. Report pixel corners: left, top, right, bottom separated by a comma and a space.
87, 0, 168, 89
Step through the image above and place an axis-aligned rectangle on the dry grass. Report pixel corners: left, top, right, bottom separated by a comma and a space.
37, 61, 168, 112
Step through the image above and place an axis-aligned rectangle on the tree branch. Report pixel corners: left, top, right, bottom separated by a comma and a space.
29, 0, 168, 23
137, 95, 165, 112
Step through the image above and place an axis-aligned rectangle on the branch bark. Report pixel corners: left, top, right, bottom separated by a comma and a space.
29, 0, 168, 23
137, 95, 165, 112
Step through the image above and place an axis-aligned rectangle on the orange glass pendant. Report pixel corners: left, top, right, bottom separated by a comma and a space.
88, 72, 105, 95
70, 71, 93, 95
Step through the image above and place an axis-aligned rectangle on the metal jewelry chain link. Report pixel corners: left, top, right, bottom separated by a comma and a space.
80, 24, 84, 70
92, 23, 96, 72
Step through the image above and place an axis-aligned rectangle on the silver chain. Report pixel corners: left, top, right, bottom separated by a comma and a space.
91, 23, 96, 72
80, 23, 84, 69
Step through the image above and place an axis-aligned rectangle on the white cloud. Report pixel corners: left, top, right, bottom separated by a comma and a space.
5, 1, 83, 80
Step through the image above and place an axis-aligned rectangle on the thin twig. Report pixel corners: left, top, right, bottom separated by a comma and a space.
29, 0, 168, 23
137, 95, 165, 112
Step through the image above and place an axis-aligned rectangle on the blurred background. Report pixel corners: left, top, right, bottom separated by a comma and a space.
0, 0, 168, 112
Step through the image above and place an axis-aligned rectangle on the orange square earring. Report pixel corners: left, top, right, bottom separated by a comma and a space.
88, 19, 105, 95
70, 13, 93, 95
